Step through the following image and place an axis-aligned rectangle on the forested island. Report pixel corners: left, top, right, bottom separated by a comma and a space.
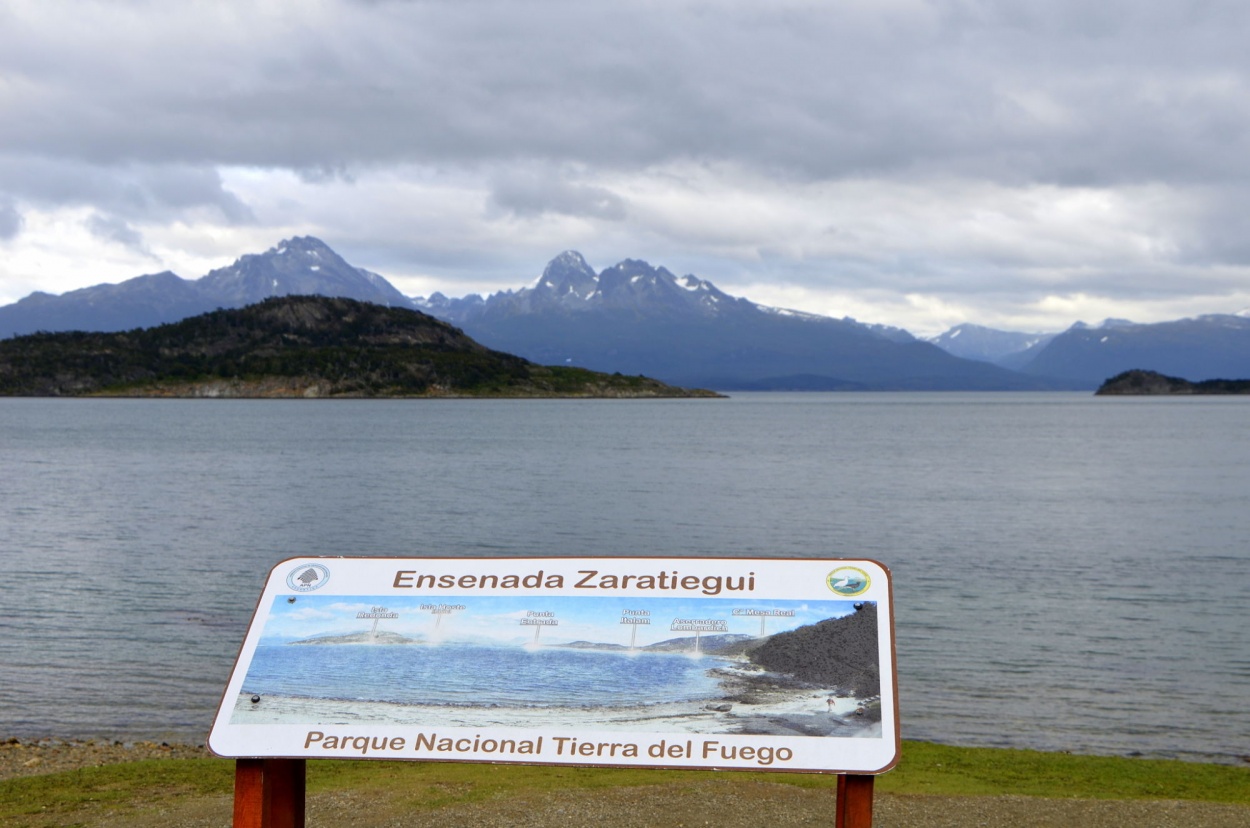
1095, 369, 1250, 395
0, 296, 719, 398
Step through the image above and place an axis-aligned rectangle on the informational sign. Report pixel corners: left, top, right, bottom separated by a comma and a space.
208, 557, 898, 774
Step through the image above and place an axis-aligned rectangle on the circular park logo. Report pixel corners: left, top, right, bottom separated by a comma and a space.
286, 563, 331, 592
826, 566, 870, 597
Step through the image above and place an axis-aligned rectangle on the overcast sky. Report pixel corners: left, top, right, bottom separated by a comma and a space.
2, 0, 1248, 335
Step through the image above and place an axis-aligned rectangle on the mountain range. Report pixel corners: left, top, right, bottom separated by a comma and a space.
4, 236, 1248, 390
415, 250, 1049, 390
0, 237, 412, 338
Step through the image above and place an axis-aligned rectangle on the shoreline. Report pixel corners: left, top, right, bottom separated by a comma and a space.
0, 737, 210, 780
229, 681, 883, 739
229, 652, 882, 739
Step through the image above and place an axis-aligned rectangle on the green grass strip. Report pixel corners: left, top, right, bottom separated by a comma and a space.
873, 742, 1250, 802
0, 758, 233, 818
4, 741, 1248, 821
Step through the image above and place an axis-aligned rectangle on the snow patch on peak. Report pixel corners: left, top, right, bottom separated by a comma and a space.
759, 304, 827, 322
269, 236, 333, 258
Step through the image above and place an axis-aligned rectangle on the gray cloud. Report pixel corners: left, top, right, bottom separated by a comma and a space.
3, 0, 1250, 330
489, 169, 627, 220
0, 196, 22, 239
0, 156, 254, 223
86, 213, 148, 253
1, 0, 1245, 187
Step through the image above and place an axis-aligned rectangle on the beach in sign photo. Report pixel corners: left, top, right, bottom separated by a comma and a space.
229, 594, 883, 739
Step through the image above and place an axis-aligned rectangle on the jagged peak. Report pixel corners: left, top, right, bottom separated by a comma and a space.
538, 250, 594, 277
533, 250, 598, 295
599, 259, 679, 291
1069, 318, 1135, 332
676, 273, 718, 293
604, 258, 659, 276
548, 250, 589, 268
269, 236, 332, 256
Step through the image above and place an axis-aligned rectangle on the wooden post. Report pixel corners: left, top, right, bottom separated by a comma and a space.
233, 758, 306, 828
233, 759, 264, 828
835, 774, 874, 828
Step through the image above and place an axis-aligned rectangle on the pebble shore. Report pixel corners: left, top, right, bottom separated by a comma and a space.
0, 738, 211, 780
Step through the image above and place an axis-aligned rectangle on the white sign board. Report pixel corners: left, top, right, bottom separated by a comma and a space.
208, 556, 898, 774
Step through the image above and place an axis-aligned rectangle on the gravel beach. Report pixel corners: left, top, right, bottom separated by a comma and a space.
0, 738, 211, 779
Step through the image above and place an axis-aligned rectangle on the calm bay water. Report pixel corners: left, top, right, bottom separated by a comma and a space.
240, 644, 722, 709
2, 394, 1247, 763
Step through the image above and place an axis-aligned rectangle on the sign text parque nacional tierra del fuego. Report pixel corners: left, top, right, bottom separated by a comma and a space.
209, 556, 898, 774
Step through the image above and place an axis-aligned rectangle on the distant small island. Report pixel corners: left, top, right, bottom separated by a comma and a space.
0, 295, 720, 398
290, 630, 420, 646
1095, 369, 1250, 395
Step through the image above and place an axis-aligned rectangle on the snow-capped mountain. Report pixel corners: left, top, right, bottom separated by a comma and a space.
197, 237, 414, 310
926, 324, 1057, 367
1014, 314, 1250, 384
11, 238, 1243, 389
927, 315, 1250, 382
415, 251, 1053, 390
0, 236, 414, 339
417, 251, 755, 320
419, 251, 913, 337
